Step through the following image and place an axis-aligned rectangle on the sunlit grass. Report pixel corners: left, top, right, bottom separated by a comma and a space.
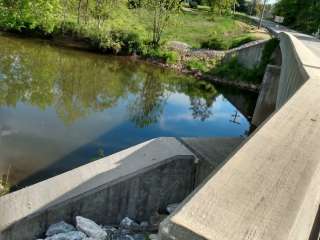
134, 6, 270, 48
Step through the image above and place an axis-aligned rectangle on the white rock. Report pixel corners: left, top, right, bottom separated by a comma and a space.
102, 225, 118, 235
149, 234, 159, 240
166, 203, 179, 214
45, 231, 86, 240
120, 217, 140, 230
139, 221, 149, 231
46, 221, 76, 237
76, 216, 107, 240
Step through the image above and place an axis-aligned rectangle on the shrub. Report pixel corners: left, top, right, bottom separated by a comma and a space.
144, 48, 180, 64
189, 1, 198, 9
212, 57, 260, 83
98, 29, 146, 54
201, 37, 229, 50
230, 35, 256, 49
211, 38, 280, 84
186, 58, 209, 72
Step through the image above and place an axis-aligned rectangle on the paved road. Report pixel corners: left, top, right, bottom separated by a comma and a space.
250, 16, 320, 59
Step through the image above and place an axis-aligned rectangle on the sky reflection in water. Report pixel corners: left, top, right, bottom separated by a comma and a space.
0, 34, 254, 189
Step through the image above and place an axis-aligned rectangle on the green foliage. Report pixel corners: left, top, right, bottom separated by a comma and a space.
212, 38, 279, 84
144, 0, 182, 46
207, 0, 234, 15
186, 58, 217, 72
201, 36, 229, 50
144, 48, 180, 64
201, 34, 256, 50
212, 57, 260, 83
186, 58, 208, 71
99, 29, 146, 54
229, 35, 255, 48
274, 0, 320, 34
189, 1, 199, 8
0, 0, 61, 33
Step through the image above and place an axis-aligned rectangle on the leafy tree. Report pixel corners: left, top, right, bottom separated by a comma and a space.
144, 0, 181, 46
0, 0, 61, 32
274, 0, 320, 34
207, 0, 234, 15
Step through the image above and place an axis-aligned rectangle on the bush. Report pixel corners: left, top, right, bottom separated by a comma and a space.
189, 1, 198, 9
212, 57, 260, 83
186, 58, 209, 72
211, 38, 280, 84
201, 35, 257, 50
144, 48, 180, 64
230, 35, 256, 49
98, 29, 146, 54
201, 37, 229, 50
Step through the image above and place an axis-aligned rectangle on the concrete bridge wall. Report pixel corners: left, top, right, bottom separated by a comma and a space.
159, 32, 320, 240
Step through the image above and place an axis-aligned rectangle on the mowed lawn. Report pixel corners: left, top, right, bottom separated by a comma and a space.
136, 6, 271, 49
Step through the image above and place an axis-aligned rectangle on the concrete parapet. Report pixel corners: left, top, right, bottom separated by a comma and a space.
276, 32, 320, 108
159, 33, 320, 240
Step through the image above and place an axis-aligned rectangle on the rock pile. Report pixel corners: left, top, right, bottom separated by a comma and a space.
38, 216, 159, 240
38, 203, 180, 240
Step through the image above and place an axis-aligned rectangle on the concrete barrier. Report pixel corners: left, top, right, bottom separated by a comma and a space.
159, 32, 320, 240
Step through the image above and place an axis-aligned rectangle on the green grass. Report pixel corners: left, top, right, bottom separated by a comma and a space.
134, 7, 270, 49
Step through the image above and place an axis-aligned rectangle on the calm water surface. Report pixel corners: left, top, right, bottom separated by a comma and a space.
0, 34, 256, 190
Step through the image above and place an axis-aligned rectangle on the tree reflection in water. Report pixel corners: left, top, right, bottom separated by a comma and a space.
0, 35, 218, 127
0, 35, 252, 190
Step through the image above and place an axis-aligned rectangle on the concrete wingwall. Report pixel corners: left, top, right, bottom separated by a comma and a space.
0, 138, 198, 240
0, 136, 243, 240
224, 40, 268, 69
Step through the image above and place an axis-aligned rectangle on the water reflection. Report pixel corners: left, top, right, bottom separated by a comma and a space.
0, 34, 254, 190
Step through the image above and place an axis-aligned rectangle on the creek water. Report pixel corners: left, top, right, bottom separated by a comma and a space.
0, 34, 257, 191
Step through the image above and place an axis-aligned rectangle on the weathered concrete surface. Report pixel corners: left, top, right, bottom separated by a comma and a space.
224, 40, 268, 69
276, 33, 310, 108
159, 32, 320, 240
181, 138, 243, 167
0, 138, 197, 240
181, 138, 243, 187
252, 64, 281, 126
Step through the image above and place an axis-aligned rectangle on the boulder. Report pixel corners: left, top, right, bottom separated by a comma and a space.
166, 41, 191, 53
166, 203, 179, 214
45, 231, 86, 240
46, 221, 76, 237
76, 216, 107, 240
102, 225, 118, 238
139, 221, 149, 231
149, 234, 159, 240
132, 234, 145, 240
120, 217, 140, 231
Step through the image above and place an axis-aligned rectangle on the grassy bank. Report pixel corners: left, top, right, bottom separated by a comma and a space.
0, 1, 274, 90
0, 1, 270, 54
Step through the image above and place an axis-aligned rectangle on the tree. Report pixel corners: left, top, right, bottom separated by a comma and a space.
274, 0, 320, 34
208, 0, 234, 15
145, 0, 181, 46
0, 0, 61, 32
236, 0, 248, 13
